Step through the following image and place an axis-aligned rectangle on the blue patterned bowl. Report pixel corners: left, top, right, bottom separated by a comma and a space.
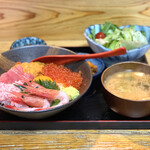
78, 53, 105, 96
78, 52, 105, 79
84, 24, 150, 67
10, 37, 47, 49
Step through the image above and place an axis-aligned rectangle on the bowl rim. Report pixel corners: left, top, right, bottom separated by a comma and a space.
101, 61, 150, 103
0, 45, 93, 113
84, 24, 150, 52
9, 45, 75, 53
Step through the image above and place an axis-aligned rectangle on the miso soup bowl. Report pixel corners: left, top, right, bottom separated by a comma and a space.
101, 61, 150, 118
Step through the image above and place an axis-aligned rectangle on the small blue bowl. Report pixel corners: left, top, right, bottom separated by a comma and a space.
84, 24, 150, 67
78, 52, 105, 79
10, 37, 47, 49
78, 53, 105, 96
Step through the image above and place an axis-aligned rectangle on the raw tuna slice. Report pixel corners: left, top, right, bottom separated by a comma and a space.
0, 65, 34, 84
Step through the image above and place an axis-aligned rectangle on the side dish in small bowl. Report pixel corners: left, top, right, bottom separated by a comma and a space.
77, 52, 105, 78
0, 45, 92, 119
101, 62, 150, 118
84, 22, 150, 66
77, 52, 105, 95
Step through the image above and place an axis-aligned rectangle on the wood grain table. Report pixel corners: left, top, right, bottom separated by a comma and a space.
0, 0, 150, 51
0, 130, 150, 149
0, 0, 150, 149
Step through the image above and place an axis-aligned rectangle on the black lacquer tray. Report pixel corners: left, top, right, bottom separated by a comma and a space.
0, 47, 150, 130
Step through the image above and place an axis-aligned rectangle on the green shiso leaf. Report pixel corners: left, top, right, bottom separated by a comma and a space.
14, 84, 26, 91
51, 99, 60, 106
34, 79, 60, 90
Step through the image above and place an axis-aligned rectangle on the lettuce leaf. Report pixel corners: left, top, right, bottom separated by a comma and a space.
89, 22, 148, 50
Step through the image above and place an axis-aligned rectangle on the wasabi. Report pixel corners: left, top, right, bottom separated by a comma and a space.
61, 86, 80, 100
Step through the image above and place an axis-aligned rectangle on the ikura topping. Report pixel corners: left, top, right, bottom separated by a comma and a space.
42, 63, 83, 90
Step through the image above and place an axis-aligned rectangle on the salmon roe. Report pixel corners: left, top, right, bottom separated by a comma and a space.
42, 63, 83, 89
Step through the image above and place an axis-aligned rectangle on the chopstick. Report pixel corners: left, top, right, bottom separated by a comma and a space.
0, 54, 16, 71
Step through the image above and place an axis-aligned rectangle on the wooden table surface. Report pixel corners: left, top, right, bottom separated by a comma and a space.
1, 0, 150, 149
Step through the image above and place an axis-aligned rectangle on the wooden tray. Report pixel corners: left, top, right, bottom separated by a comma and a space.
0, 47, 150, 130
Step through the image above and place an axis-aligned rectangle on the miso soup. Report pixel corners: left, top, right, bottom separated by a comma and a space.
104, 70, 150, 100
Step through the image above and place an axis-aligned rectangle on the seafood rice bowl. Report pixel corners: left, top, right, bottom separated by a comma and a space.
0, 45, 92, 119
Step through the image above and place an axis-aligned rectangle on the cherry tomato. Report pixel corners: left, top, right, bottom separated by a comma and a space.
95, 32, 105, 39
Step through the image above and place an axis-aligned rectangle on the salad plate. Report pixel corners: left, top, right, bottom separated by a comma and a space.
84, 23, 150, 66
